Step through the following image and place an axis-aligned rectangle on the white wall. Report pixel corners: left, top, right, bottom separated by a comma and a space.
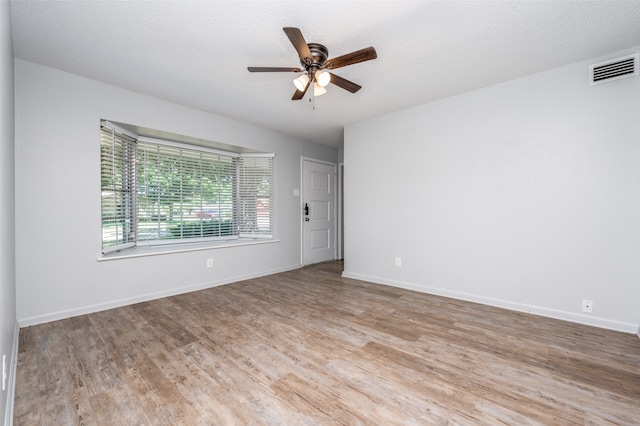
0, 1, 16, 423
14, 60, 337, 325
344, 48, 640, 333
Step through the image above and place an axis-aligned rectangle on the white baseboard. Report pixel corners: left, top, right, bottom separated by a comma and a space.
18, 264, 302, 328
342, 271, 638, 334
3, 321, 18, 426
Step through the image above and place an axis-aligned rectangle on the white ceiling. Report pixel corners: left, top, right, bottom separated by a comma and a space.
10, 1, 640, 148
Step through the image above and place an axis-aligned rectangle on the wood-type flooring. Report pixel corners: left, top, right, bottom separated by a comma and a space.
14, 261, 640, 425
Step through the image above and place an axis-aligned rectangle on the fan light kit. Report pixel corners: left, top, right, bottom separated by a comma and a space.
248, 27, 377, 101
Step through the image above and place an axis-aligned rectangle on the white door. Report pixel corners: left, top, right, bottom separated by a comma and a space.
303, 160, 336, 265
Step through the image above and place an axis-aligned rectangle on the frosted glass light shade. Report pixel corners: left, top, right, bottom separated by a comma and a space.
315, 70, 331, 87
313, 82, 327, 96
293, 74, 310, 91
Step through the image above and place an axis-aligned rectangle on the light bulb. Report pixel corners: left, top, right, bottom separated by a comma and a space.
315, 70, 331, 87
293, 74, 310, 91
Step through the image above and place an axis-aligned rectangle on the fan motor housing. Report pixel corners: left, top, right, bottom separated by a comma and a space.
302, 43, 329, 70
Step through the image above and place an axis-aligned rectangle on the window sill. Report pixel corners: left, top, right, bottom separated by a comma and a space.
97, 238, 279, 261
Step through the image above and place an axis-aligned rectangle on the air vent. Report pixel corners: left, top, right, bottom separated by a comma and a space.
590, 54, 638, 85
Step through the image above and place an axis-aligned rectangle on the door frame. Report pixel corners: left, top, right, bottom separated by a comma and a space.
338, 162, 344, 260
300, 157, 338, 266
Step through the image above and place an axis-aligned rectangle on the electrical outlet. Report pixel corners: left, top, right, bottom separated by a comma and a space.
2, 354, 6, 391
395, 257, 402, 267
582, 299, 593, 313
206, 258, 213, 268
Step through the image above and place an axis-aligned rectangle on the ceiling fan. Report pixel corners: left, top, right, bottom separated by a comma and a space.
248, 27, 377, 100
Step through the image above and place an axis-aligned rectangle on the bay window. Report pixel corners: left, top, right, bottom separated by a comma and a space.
100, 121, 274, 254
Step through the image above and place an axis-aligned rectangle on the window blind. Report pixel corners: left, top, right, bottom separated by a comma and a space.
136, 140, 237, 244
100, 124, 137, 253
237, 155, 274, 238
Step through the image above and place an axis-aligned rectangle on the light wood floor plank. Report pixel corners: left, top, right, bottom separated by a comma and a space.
14, 261, 640, 424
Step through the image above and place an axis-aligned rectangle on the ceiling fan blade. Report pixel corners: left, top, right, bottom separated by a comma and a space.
283, 27, 313, 65
328, 73, 362, 93
324, 47, 377, 70
292, 78, 311, 100
247, 67, 302, 72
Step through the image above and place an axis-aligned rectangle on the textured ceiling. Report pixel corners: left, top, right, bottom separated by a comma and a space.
10, 1, 640, 147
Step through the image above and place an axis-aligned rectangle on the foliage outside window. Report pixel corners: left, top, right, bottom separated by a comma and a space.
100, 121, 274, 254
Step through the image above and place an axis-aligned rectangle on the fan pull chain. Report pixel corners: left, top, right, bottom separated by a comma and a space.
309, 84, 316, 110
